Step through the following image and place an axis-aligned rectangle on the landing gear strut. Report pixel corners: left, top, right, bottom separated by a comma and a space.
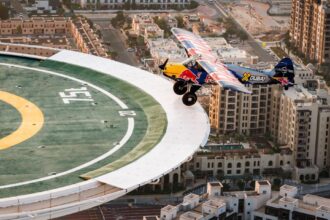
173, 81, 188, 95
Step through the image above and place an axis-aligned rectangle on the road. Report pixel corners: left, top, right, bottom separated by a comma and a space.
213, 0, 274, 62
94, 20, 139, 66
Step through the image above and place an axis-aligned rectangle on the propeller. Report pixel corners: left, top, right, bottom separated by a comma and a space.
158, 58, 169, 70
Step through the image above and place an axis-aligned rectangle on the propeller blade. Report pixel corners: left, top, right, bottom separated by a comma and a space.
158, 58, 169, 70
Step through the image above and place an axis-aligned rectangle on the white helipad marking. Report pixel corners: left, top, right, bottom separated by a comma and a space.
0, 63, 135, 189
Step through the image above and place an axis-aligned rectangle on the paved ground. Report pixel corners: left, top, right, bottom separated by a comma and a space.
212, 0, 274, 62
94, 20, 139, 66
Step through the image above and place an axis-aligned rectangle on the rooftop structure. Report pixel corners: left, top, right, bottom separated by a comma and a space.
148, 181, 271, 220
0, 44, 209, 219
254, 185, 330, 220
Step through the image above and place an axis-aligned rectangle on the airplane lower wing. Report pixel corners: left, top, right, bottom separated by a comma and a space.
171, 27, 251, 94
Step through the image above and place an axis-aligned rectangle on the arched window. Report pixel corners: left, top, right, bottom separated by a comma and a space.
311, 174, 316, 180
305, 174, 310, 181
218, 162, 222, 168
300, 175, 304, 181
227, 163, 232, 168
245, 161, 250, 167
280, 160, 283, 166
237, 162, 241, 168
268, 161, 273, 166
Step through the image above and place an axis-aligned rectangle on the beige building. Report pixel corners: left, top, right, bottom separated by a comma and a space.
0, 17, 71, 36
71, 17, 108, 57
290, 0, 330, 63
209, 64, 330, 178
0, 16, 108, 58
269, 82, 330, 180
0, 37, 71, 50
253, 185, 330, 220
132, 15, 154, 36
145, 181, 272, 220
191, 144, 293, 178
209, 84, 273, 135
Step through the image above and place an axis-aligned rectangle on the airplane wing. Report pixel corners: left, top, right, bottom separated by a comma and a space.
171, 28, 251, 94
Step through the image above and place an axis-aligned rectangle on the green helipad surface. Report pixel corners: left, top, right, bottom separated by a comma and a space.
0, 55, 167, 198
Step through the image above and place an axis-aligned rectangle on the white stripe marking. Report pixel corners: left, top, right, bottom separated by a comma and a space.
0, 63, 135, 189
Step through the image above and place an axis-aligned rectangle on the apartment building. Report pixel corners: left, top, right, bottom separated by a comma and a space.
269, 82, 330, 179
144, 181, 272, 220
70, 17, 107, 57
132, 15, 156, 36
190, 143, 293, 178
253, 185, 330, 220
209, 84, 274, 135
268, 0, 292, 15
0, 17, 71, 36
290, 0, 330, 63
78, 0, 190, 8
0, 37, 70, 49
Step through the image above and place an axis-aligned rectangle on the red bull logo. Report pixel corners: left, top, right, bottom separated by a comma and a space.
179, 69, 198, 83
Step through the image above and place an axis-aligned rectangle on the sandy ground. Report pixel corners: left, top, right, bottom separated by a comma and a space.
229, 0, 289, 35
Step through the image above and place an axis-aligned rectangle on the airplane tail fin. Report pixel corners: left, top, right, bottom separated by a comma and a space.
271, 57, 295, 86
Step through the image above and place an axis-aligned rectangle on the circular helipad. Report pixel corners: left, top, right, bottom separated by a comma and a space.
0, 49, 209, 219
0, 55, 166, 197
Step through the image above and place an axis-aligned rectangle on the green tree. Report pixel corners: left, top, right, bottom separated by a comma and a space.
273, 178, 281, 188
238, 31, 248, 44
111, 11, 126, 28
237, 180, 245, 190
176, 15, 184, 28
153, 16, 171, 38
0, 4, 9, 20
16, 25, 22, 34
222, 183, 230, 191
188, 0, 199, 9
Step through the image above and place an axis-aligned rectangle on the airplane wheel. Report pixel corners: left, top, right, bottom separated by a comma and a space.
182, 92, 197, 106
173, 81, 188, 95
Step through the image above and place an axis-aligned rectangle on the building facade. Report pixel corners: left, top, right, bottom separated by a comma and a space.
290, 0, 330, 63
78, 0, 191, 8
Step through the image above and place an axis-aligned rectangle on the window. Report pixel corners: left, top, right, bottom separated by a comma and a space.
237, 162, 241, 168
245, 161, 250, 167
227, 170, 232, 175
218, 162, 222, 167
237, 170, 241, 174
228, 163, 232, 168
268, 161, 273, 166
196, 162, 199, 168
280, 160, 283, 166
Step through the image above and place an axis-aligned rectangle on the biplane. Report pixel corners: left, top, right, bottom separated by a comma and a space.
159, 28, 295, 106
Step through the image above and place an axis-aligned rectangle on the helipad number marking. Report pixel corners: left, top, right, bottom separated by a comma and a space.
119, 110, 136, 117
59, 87, 94, 104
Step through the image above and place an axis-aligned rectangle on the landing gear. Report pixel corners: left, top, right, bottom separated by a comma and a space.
182, 92, 197, 106
173, 81, 187, 95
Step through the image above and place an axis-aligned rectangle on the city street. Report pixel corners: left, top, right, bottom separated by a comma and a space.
93, 19, 139, 66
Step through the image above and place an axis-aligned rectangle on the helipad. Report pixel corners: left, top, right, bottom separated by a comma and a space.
0, 44, 209, 219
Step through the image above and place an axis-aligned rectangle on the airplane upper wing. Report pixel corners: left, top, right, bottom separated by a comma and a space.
171, 28, 251, 94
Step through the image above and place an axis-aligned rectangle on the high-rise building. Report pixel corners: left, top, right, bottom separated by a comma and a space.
290, 0, 330, 63
209, 84, 274, 135
209, 65, 330, 177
